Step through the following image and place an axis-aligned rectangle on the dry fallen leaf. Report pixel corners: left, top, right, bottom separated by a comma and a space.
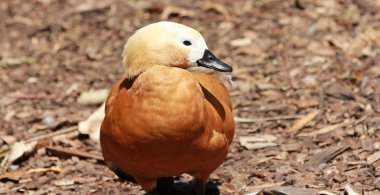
78, 102, 105, 141
344, 184, 360, 195
160, 6, 195, 20
220, 183, 238, 193
1, 135, 16, 145
8, 141, 37, 164
202, 1, 232, 22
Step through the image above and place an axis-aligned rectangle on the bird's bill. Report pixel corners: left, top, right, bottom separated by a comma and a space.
196, 49, 232, 72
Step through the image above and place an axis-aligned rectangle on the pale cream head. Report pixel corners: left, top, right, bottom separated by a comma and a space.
122, 21, 209, 78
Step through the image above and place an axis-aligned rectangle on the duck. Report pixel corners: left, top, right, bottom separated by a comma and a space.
100, 21, 235, 195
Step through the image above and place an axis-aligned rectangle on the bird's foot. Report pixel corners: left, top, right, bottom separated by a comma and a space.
146, 188, 160, 195
193, 178, 206, 195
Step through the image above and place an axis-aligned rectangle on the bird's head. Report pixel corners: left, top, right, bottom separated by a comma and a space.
122, 21, 232, 78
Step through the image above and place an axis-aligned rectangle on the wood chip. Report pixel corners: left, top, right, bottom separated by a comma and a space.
324, 83, 355, 100
367, 151, 380, 164
281, 143, 301, 152
239, 135, 277, 150
286, 110, 319, 134
54, 178, 75, 186
264, 186, 319, 195
305, 144, 349, 171
230, 38, 252, 47
294, 99, 319, 108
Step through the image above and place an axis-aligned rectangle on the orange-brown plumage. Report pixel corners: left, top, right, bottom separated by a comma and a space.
100, 22, 235, 194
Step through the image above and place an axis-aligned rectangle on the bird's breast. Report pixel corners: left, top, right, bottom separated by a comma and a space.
115, 66, 207, 143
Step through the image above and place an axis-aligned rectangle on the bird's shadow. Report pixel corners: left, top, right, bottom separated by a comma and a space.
117, 176, 220, 195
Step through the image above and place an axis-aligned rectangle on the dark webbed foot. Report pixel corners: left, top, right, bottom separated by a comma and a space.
157, 177, 175, 190
146, 188, 160, 195
193, 179, 206, 195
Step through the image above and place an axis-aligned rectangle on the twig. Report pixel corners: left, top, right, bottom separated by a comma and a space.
45, 146, 104, 163
0, 167, 62, 180
286, 110, 320, 134
0, 153, 9, 171
26, 126, 78, 143
298, 116, 366, 137
234, 115, 303, 123
11, 94, 58, 100
298, 122, 346, 137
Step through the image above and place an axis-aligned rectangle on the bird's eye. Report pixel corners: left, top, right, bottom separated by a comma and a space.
183, 40, 192, 46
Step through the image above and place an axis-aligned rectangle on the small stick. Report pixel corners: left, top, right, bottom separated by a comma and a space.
298, 116, 366, 137
45, 146, 104, 163
11, 94, 58, 100
26, 126, 78, 143
286, 110, 319, 134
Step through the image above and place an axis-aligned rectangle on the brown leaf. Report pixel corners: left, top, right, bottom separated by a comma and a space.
202, 2, 232, 22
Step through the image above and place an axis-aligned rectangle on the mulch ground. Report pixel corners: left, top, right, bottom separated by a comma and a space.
1, 0, 380, 194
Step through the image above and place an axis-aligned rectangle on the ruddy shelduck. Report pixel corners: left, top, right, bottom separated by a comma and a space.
100, 21, 235, 195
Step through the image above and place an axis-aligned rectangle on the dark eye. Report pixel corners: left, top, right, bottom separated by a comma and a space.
183, 40, 192, 46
